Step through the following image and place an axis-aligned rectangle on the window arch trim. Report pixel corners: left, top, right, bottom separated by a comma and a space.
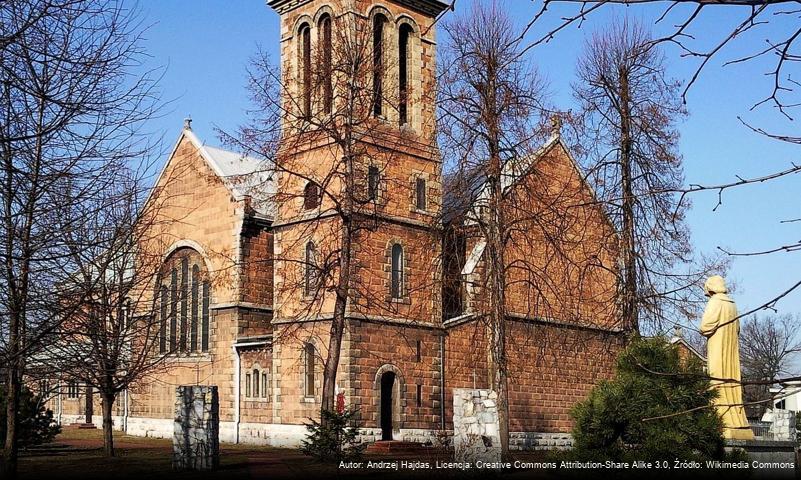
298, 21, 312, 119
317, 12, 333, 114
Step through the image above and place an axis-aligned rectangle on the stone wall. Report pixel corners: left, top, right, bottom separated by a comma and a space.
452, 388, 501, 465
173, 386, 220, 471
509, 432, 573, 451
768, 409, 797, 442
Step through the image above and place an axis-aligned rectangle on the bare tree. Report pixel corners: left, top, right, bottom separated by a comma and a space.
225, 3, 440, 421
572, 18, 725, 334
0, 0, 159, 474
740, 314, 801, 417
438, 1, 552, 458
513, 1, 801, 338
44, 162, 186, 457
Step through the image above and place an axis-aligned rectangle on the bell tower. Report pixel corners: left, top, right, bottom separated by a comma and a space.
267, 0, 450, 436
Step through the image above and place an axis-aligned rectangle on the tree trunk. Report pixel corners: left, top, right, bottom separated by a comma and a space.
619, 65, 638, 334
101, 393, 116, 457
321, 179, 354, 421
2, 354, 20, 479
486, 113, 510, 458
487, 195, 510, 459
85, 385, 94, 425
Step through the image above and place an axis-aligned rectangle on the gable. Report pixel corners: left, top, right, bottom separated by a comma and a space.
145, 128, 275, 221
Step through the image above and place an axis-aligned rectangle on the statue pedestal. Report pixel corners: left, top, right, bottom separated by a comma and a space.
724, 427, 755, 441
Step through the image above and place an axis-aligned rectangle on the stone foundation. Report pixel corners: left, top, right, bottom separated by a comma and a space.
57, 412, 572, 451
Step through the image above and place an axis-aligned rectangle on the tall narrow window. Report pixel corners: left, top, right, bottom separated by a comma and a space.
399, 24, 413, 126
190, 265, 199, 352
245, 373, 251, 398
415, 178, 426, 210
201, 280, 210, 351
416, 384, 422, 407
304, 182, 320, 210
368, 165, 379, 201
180, 257, 188, 352
169, 268, 177, 351
391, 243, 404, 299
299, 23, 312, 119
262, 373, 268, 398
372, 14, 387, 117
305, 242, 316, 296
319, 14, 333, 114
159, 248, 210, 356
159, 285, 167, 353
305, 343, 315, 397
416, 340, 422, 362
253, 369, 260, 398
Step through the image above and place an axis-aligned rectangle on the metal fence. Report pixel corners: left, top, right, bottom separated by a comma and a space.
750, 421, 772, 439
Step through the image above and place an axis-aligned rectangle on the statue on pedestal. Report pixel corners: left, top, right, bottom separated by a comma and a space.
700, 275, 754, 441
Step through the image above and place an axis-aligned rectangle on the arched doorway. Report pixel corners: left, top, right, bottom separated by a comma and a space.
380, 371, 395, 440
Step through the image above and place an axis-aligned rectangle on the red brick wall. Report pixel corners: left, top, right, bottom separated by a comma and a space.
240, 221, 274, 307
344, 320, 443, 431
445, 319, 624, 432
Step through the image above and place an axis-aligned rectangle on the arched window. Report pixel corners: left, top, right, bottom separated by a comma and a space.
304, 182, 320, 210
298, 22, 312, 119
253, 369, 260, 398
159, 285, 168, 353
305, 242, 317, 296
318, 14, 333, 114
304, 343, 316, 397
159, 248, 211, 356
368, 165, 379, 201
372, 14, 387, 117
180, 257, 188, 352
398, 23, 413, 126
169, 268, 177, 351
262, 372, 269, 398
190, 265, 199, 352
391, 243, 404, 299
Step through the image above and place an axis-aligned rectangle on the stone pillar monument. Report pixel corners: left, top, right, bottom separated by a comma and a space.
173, 385, 220, 470
699, 275, 754, 441
452, 388, 501, 466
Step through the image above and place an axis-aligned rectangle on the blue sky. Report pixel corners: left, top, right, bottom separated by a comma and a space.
137, 1, 800, 327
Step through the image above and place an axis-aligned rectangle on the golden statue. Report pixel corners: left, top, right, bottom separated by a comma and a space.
700, 275, 754, 441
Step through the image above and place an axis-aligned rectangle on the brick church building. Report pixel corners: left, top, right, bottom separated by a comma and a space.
49, 0, 625, 449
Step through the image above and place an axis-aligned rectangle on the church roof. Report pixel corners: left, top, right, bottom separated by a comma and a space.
442, 134, 562, 225
150, 126, 276, 221
201, 143, 276, 220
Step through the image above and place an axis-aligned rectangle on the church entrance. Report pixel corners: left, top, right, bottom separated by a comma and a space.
380, 371, 395, 441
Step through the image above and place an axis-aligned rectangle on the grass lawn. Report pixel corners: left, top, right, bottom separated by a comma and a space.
16, 426, 488, 479
18, 426, 337, 479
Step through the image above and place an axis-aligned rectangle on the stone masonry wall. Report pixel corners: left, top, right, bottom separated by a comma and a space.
173, 385, 219, 471
452, 388, 501, 465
